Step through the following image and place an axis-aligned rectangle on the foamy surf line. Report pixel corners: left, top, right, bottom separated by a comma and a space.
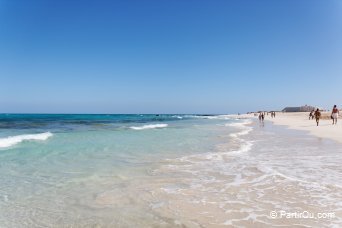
225, 119, 254, 154
227, 119, 253, 137
129, 124, 168, 130
0, 132, 53, 148
225, 119, 253, 128
229, 128, 252, 138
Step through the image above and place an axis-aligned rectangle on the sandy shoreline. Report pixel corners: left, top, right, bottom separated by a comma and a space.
230, 112, 342, 143
264, 112, 342, 143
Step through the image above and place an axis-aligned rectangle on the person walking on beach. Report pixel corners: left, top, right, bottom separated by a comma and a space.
309, 110, 314, 120
331, 105, 339, 125
314, 108, 321, 126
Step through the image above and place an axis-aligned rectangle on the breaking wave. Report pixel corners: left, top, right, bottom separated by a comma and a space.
0, 132, 53, 148
129, 124, 168, 130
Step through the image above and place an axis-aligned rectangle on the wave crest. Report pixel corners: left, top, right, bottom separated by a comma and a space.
129, 124, 168, 130
0, 132, 53, 148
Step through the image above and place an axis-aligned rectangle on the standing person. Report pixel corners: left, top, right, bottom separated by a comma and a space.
273, 112, 276, 118
314, 108, 321, 126
258, 113, 262, 122
261, 113, 265, 122
331, 105, 339, 125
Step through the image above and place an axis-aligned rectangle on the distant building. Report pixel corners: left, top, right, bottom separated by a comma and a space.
282, 105, 317, 112
282, 107, 300, 112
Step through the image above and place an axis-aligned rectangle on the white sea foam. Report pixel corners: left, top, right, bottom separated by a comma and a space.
129, 124, 168, 130
185, 115, 230, 120
233, 140, 253, 154
147, 117, 342, 227
225, 119, 254, 155
184, 115, 217, 119
229, 128, 252, 138
0, 132, 53, 148
217, 115, 234, 120
225, 119, 252, 128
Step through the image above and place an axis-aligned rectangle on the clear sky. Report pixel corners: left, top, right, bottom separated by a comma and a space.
1, 0, 341, 114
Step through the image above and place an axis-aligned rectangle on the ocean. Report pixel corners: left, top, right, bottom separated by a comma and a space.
0, 114, 341, 227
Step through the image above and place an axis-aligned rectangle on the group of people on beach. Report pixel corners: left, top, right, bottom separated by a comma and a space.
309, 105, 339, 126
258, 111, 276, 124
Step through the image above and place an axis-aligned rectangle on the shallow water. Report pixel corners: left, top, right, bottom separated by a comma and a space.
147, 121, 342, 227
0, 115, 341, 227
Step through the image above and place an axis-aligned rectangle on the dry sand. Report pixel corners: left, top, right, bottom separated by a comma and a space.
267, 112, 342, 143
232, 112, 342, 143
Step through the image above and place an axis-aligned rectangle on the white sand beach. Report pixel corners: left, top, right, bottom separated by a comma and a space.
268, 112, 342, 143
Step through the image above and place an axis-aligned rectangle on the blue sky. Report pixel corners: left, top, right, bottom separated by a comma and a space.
1, 0, 341, 114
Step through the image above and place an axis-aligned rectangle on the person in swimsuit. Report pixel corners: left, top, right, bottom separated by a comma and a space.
314, 108, 321, 126
331, 105, 339, 125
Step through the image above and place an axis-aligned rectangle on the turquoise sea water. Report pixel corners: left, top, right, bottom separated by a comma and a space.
0, 114, 341, 227
0, 114, 239, 226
